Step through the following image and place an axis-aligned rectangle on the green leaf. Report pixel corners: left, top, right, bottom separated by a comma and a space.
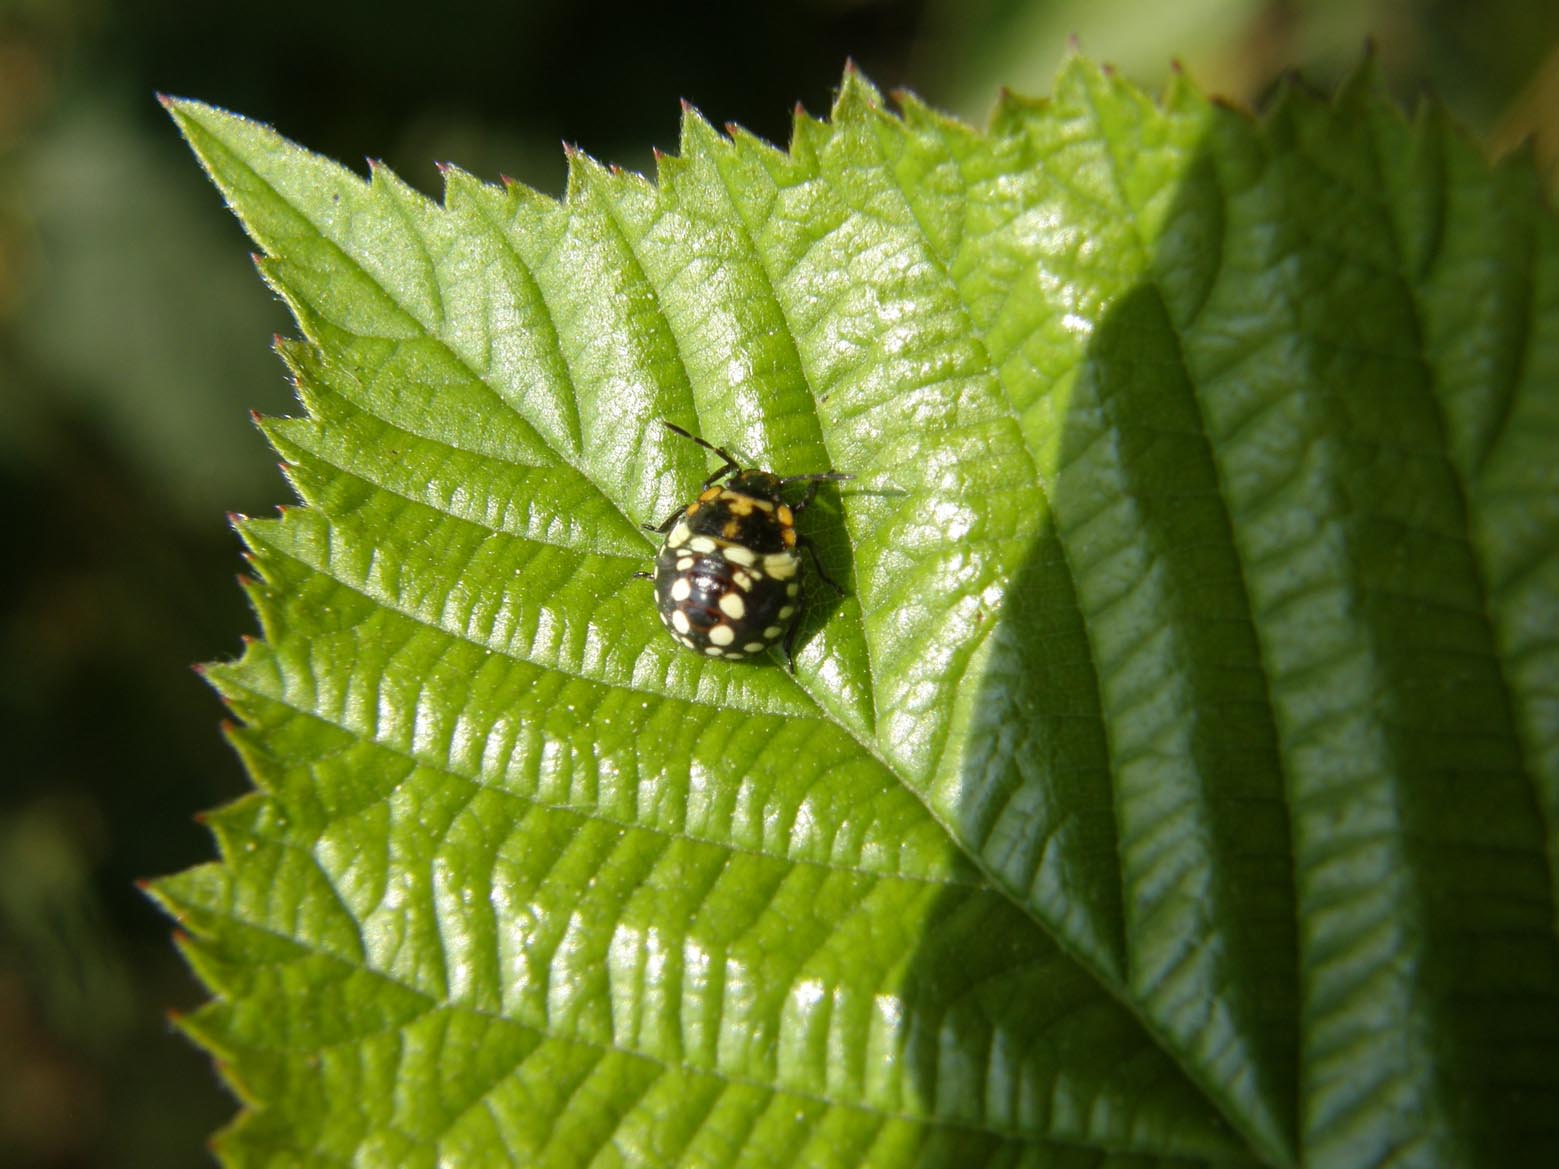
150, 56, 1559, 1168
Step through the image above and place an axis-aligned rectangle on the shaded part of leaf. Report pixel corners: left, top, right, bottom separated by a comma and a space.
1174, 73, 1559, 1169
888, 61, 1301, 1162
1370, 98, 1559, 929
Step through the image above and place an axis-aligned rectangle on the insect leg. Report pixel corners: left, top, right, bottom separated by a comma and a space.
797, 534, 845, 595
661, 420, 741, 486
643, 507, 685, 534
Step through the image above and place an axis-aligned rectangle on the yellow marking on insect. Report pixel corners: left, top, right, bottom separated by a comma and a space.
776, 503, 793, 527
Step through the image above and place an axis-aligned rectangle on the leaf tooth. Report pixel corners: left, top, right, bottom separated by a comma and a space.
498, 164, 561, 216
831, 61, 885, 122
649, 142, 691, 193
676, 99, 726, 159
560, 140, 613, 204
724, 120, 789, 168
1161, 59, 1204, 115
788, 101, 829, 166
362, 155, 438, 217
988, 86, 1049, 136
1259, 67, 1324, 123
270, 337, 318, 408
1335, 49, 1395, 120
437, 160, 490, 210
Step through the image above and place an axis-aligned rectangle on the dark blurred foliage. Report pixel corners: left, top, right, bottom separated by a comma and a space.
0, 1, 1552, 1165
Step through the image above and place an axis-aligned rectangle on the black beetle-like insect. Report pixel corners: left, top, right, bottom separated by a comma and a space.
640, 421, 849, 669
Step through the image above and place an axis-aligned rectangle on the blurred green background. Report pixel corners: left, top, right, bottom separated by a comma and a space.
0, 1, 1553, 1165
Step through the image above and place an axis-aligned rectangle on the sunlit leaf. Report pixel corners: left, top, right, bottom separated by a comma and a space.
151, 56, 1559, 1168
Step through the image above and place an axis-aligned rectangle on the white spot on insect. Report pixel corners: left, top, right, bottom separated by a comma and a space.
732, 571, 755, 591
704, 646, 723, 656
722, 545, 757, 566
676, 556, 695, 571
743, 641, 765, 653
677, 634, 698, 649
688, 536, 718, 554
671, 610, 691, 635
777, 605, 795, 620
763, 625, 783, 639
670, 578, 692, 602
763, 552, 798, 579
718, 592, 746, 620
667, 521, 692, 548
708, 623, 735, 646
